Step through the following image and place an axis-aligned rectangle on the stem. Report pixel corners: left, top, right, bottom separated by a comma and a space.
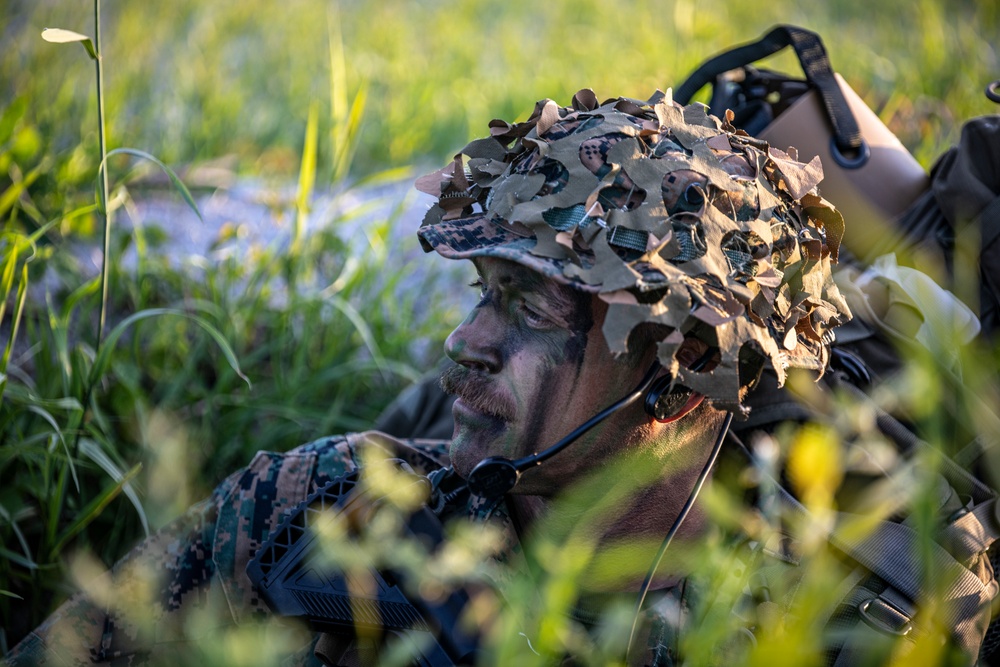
75, 0, 108, 456
94, 0, 110, 352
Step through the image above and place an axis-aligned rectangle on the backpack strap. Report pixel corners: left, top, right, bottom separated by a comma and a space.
831, 516, 997, 624
830, 375, 998, 504
830, 585, 917, 666
732, 429, 1000, 659
674, 25, 864, 158
941, 499, 1000, 563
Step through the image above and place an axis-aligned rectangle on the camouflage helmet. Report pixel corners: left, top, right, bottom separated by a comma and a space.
417, 89, 851, 414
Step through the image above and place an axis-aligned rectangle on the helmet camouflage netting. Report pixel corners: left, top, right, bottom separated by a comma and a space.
416, 89, 851, 414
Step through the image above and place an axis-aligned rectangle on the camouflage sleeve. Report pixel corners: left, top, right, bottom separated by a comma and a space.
3, 432, 451, 667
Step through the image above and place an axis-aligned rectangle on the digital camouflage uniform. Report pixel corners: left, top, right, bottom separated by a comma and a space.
5, 431, 693, 666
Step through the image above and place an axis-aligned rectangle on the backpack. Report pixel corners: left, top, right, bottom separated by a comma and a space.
674, 24, 1000, 338
674, 24, 1000, 665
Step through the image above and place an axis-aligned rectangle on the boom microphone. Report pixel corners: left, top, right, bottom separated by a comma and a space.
465, 350, 716, 500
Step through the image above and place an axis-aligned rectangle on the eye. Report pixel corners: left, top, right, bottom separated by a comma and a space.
519, 300, 553, 329
469, 278, 487, 300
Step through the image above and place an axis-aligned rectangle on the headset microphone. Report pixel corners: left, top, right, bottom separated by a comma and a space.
464, 349, 716, 500
465, 361, 661, 500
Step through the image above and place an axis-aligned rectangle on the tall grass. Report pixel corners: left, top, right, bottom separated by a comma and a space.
0, 2, 459, 652
4, 0, 997, 180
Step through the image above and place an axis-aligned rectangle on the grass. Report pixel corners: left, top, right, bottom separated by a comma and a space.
5, 0, 998, 179
1, 0, 1000, 662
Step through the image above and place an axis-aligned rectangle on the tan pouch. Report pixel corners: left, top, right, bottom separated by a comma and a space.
759, 74, 929, 256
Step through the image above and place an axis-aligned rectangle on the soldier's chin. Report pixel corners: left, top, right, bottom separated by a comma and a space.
449, 398, 513, 476
448, 425, 511, 481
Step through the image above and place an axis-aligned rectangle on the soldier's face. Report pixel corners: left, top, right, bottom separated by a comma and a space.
441, 257, 652, 494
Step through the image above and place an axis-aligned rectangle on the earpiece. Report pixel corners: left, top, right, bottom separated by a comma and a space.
642, 347, 716, 422
643, 375, 694, 422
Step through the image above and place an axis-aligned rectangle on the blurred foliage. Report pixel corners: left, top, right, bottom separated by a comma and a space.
3, 0, 998, 184
1, 0, 1000, 662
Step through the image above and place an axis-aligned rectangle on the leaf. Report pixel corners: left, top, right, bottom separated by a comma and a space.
325, 294, 387, 374
0, 263, 28, 404
0, 385, 83, 412
40, 28, 90, 43
0, 589, 25, 599
0, 158, 47, 220
333, 81, 368, 183
0, 97, 28, 146
51, 461, 142, 555
100, 148, 203, 222
25, 213, 65, 246
40, 28, 97, 60
62, 276, 100, 323
78, 438, 148, 537
294, 102, 320, 251
88, 308, 250, 390
0, 503, 38, 570
26, 405, 80, 492
0, 236, 19, 327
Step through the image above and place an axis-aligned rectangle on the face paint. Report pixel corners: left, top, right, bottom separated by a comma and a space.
441, 258, 652, 494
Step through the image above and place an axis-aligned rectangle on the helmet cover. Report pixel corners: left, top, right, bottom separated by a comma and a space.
417, 89, 851, 413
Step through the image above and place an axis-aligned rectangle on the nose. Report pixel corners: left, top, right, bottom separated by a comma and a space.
445, 307, 503, 374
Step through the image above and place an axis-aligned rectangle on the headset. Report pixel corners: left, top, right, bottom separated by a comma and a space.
464, 349, 719, 500
462, 347, 733, 663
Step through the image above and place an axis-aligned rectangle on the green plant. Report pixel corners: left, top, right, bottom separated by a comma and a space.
3, 0, 1000, 662
0, 0, 462, 649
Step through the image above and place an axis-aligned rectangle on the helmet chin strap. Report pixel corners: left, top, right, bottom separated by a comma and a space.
464, 349, 716, 500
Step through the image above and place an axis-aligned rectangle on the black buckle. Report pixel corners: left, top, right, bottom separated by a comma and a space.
858, 597, 912, 637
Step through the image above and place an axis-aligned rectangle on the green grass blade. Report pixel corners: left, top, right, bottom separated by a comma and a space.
26, 405, 79, 492
325, 294, 386, 373
333, 82, 368, 183
51, 461, 142, 556
31, 206, 95, 245
87, 307, 251, 389
0, 504, 38, 570
62, 276, 100, 324
0, 548, 37, 572
45, 463, 68, 549
0, 264, 29, 404
78, 438, 148, 537
1, 383, 84, 413
327, 6, 347, 126
101, 148, 203, 222
0, 97, 27, 145
0, 239, 19, 329
0, 160, 48, 221
293, 102, 320, 253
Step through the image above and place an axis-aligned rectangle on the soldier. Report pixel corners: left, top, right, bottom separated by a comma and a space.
5, 90, 853, 666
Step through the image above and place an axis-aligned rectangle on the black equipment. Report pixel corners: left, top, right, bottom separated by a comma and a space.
246, 466, 479, 666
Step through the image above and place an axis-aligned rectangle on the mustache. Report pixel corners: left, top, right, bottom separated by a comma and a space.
439, 365, 517, 422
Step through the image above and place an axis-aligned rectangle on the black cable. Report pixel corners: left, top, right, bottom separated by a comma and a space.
987, 80, 1000, 104
513, 361, 662, 471
516, 347, 715, 471
625, 411, 734, 662
467, 349, 715, 501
